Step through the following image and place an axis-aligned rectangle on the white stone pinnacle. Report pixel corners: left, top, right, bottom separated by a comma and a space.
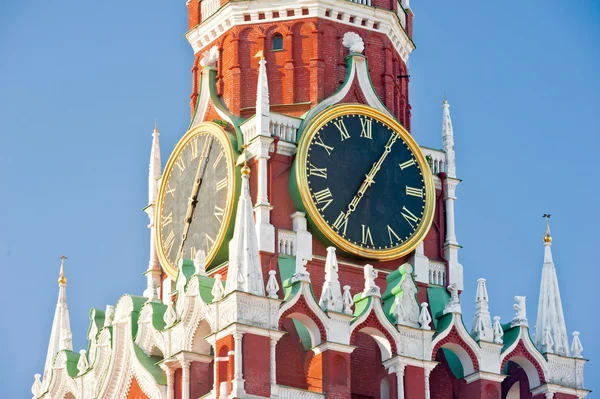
472, 278, 493, 342
419, 302, 432, 330
442, 99, 456, 178
319, 247, 343, 312
225, 167, 265, 296
42, 260, 72, 389
266, 270, 279, 299
255, 51, 270, 137
571, 331, 583, 358
534, 219, 570, 356
144, 123, 162, 298
31, 374, 42, 399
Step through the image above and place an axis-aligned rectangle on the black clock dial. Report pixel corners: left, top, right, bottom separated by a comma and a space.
157, 127, 234, 274
299, 108, 433, 258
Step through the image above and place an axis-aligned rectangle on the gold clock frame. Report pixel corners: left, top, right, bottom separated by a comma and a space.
155, 122, 236, 279
295, 104, 435, 261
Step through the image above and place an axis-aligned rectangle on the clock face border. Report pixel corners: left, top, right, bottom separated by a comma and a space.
155, 122, 237, 279
294, 104, 435, 261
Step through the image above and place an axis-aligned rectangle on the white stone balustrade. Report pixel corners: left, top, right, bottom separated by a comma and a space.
201, 0, 220, 22
277, 385, 325, 399
241, 113, 301, 145
278, 230, 296, 256
429, 261, 446, 286
421, 147, 446, 175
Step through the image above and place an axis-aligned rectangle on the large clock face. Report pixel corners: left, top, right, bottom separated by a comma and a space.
156, 123, 236, 278
295, 104, 434, 260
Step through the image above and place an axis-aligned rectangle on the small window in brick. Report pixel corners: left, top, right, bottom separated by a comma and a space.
271, 34, 284, 51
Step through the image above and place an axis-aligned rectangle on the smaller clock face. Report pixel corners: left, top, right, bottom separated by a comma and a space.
156, 124, 236, 278
295, 105, 434, 260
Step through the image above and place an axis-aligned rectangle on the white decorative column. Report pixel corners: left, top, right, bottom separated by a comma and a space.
161, 366, 174, 399
411, 241, 429, 284
232, 332, 245, 396
252, 135, 275, 253
396, 364, 406, 399
443, 177, 463, 291
424, 368, 431, 399
545, 393, 554, 399
291, 211, 313, 272
270, 337, 278, 395
181, 360, 191, 399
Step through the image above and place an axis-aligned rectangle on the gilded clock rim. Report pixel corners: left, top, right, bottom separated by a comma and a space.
155, 122, 236, 279
296, 104, 435, 261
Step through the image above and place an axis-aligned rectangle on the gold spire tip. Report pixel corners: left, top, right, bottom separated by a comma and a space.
153, 120, 159, 133
543, 214, 552, 243
241, 144, 251, 175
58, 255, 68, 285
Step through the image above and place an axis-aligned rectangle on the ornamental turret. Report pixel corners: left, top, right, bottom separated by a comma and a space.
471, 278, 494, 342
41, 256, 72, 390
534, 215, 570, 355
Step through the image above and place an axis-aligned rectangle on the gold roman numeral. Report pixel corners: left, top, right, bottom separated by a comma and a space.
175, 156, 186, 174
401, 206, 420, 229
190, 137, 199, 159
406, 186, 424, 198
166, 183, 176, 197
361, 224, 374, 246
213, 151, 224, 169
205, 233, 215, 249
214, 205, 224, 223
216, 177, 227, 192
308, 162, 327, 179
314, 135, 334, 156
162, 212, 173, 226
399, 159, 416, 170
359, 117, 372, 139
333, 119, 351, 141
387, 225, 401, 244
313, 188, 334, 211
164, 230, 175, 256
332, 211, 349, 236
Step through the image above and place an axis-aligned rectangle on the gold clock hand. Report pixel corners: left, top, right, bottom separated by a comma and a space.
344, 132, 399, 219
176, 137, 215, 261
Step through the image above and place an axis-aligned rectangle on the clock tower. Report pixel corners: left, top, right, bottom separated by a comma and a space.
32, 1, 590, 399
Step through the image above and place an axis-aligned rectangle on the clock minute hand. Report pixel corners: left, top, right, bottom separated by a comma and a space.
344, 132, 399, 219
176, 137, 214, 261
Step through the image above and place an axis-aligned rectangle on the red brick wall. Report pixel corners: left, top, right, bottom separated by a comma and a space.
350, 332, 386, 398
174, 368, 182, 399
193, 19, 409, 125
190, 360, 214, 398
430, 351, 457, 399
405, 365, 425, 399
126, 376, 150, 399
276, 318, 309, 389
243, 334, 271, 397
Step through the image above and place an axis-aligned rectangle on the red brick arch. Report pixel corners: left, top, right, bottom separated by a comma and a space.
431, 327, 480, 373
500, 340, 546, 385
350, 311, 397, 355
279, 296, 327, 342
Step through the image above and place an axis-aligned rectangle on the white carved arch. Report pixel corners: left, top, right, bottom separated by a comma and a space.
135, 303, 166, 358
96, 296, 165, 399
430, 313, 482, 376
43, 351, 79, 399
348, 299, 400, 361
499, 327, 548, 389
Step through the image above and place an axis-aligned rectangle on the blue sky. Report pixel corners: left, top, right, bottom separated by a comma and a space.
1, 0, 598, 397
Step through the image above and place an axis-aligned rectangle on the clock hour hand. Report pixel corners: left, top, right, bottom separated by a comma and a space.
344, 132, 399, 219
176, 137, 214, 261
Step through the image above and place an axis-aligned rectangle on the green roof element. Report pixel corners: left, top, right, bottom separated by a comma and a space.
427, 285, 451, 329
352, 293, 373, 319
61, 350, 81, 378
442, 348, 465, 379
117, 295, 149, 339
197, 275, 218, 304
382, 263, 420, 324
133, 344, 167, 385
146, 301, 167, 331
433, 313, 453, 339
501, 324, 520, 353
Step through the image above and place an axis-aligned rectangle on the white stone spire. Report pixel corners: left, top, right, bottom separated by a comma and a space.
225, 164, 265, 296
472, 278, 494, 342
442, 98, 456, 178
42, 257, 73, 389
319, 247, 343, 312
255, 51, 270, 137
534, 215, 570, 356
144, 123, 162, 298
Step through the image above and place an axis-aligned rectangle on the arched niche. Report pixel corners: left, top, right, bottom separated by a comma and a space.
191, 319, 212, 355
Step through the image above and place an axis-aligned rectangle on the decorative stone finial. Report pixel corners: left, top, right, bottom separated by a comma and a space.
543, 326, 555, 354
342, 285, 354, 315
387, 263, 420, 328
200, 45, 219, 67
363, 264, 380, 297
31, 374, 42, 399
266, 270, 280, 299
493, 316, 504, 344
320, 247, 344, 312
194, 249, 207, 276
77, 349, 89, 376
511, 296, 528, 327
394, 296, 406, 324
443, 282, 461, 315
472, 278, 493, 342
211, 274, 225, 302
571, 331, 583, 358
149, 282, 160, 303
342, 31, 365, 54
291, 258, 311, 283
163, 299, 177, 328
419, 302, 432, 330
104, 305, 115, 327
58, 255, 67, 285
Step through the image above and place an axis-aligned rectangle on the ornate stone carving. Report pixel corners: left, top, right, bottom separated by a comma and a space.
266, 270, 280, 299
443, 283, 461, 314
342, 285, 354, 315
342, 31, 365, 54
200, 45, 219, 67
77, 349, 89, 376
363, 264, 380, 297
419, 303, 432, 330
493, 316, 504, 344
511, 296, 528, 327
211, 274, 225, 302
31, 374, 42, 398
194, 249, 207, 276
571, 331, 583, 358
